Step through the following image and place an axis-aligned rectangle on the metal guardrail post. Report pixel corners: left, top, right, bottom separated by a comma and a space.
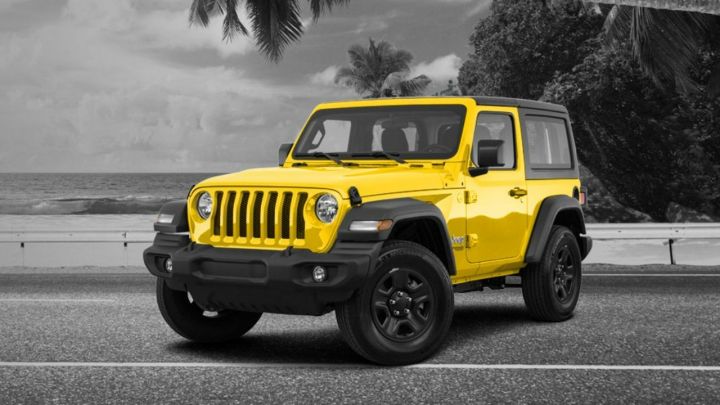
668, 238, 676, 265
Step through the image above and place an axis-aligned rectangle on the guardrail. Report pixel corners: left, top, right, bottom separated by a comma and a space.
587, 223, 720, 264
1, 223, 719, 266
0, 230, 155, 246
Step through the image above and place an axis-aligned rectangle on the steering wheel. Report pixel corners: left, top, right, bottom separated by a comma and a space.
423, 144, 452, 153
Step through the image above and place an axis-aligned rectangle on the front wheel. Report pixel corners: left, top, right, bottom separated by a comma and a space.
336, 241, 454, 365
156, 279, 262, 343
521, 225, 582, 322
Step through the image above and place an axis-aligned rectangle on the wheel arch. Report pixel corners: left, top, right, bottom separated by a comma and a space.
525, 195, 588, 263
153, 200, 189, 233
337, 198, 456, 275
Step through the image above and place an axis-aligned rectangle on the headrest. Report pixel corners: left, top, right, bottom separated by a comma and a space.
475, 125, 491, 140
438, 124, 460, 148
381, 128, 409, 152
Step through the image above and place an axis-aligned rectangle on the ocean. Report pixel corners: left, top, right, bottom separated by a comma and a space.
0, 173, 219, 215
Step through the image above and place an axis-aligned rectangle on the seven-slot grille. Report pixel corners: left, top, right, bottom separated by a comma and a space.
210, 189, 308, 243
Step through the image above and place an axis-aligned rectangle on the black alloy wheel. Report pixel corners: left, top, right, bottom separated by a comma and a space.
371, 267, 436, 342
553, 243, 577, 304
335, 240, 454, 365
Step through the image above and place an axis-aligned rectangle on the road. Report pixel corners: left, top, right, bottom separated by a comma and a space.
0, 264, 719, 404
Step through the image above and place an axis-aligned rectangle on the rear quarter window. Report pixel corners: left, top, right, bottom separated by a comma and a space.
524, 116, 572, 169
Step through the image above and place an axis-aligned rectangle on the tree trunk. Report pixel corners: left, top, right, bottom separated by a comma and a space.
591, 0, 720, 15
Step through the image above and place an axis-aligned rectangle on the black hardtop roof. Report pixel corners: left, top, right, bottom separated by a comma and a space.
471, 96, 567, 114
319, 96, 568, 114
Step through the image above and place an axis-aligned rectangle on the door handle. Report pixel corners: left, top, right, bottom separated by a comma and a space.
509, 187, 527, 198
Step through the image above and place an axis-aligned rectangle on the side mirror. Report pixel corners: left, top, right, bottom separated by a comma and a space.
470, 139, 504, 177
278, 143, 293, 166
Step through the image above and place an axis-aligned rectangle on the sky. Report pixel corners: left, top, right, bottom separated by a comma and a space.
0, 0, 491, 172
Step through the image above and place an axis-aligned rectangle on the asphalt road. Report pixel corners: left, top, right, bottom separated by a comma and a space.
0, 264, 719, 404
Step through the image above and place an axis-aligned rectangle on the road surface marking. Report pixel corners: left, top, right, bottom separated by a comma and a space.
0, 362, 718, 371
584, 273, 720, 277
0, 298, 116, 303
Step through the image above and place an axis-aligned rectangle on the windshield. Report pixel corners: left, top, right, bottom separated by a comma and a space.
293, 105, 466, 160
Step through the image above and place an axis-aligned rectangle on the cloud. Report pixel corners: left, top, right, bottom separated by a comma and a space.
354, 19, 389, 34
0, 1, 336, 172
310, 65, 340, 86
0, 0, 481, 172
64, 0, 254, 58
0, 0, 24, 11
411, 54, 462, 82
467, 0, 492, 18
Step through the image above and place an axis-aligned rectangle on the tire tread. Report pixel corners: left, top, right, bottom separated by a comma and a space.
521, 225, 581, 322
335, 240, 453, 365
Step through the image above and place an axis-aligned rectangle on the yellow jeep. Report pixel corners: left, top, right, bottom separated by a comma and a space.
144, 96, 592, 365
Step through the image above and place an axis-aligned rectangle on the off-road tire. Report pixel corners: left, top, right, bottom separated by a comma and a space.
335, 240, 454, 365
521, 225, 582, 322
156, 279, 262, 343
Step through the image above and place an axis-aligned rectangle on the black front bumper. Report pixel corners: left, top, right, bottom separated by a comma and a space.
144, 234, 382, 315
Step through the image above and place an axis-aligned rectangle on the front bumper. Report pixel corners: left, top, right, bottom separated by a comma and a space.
144, 234, 382, 315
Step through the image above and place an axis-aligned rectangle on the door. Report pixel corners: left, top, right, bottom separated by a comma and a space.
466, 109, 528, 264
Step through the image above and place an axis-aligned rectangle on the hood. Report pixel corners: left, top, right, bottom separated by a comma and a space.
196, 164, 453, 199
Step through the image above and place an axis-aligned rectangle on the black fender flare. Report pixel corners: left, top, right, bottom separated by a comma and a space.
337, 198, 456, 275
525, 195, 588, 263
153, 200, 189, 233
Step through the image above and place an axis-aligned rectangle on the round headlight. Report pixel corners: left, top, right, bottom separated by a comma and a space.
315, 194, 338, 223
196, 192, 213, 220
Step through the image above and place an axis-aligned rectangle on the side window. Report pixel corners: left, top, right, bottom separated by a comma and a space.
305, 119, 351, 153
473, 113, 515, 169
524, 116, 572, 169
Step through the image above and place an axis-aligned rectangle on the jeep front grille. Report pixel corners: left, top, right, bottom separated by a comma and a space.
209, 189, 309, 245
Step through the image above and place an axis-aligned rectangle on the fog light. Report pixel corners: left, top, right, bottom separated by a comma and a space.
164, 257, 173, 272
312, 266, 327, 283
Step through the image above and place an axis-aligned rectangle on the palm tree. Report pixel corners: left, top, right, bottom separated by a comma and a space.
188, 0, 348, 61
334, 39, 431, 98
546, 0, 720, 93
602, 3, 720, 92
593, 1, 720, 15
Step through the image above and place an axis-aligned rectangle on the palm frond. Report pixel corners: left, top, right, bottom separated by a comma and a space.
336, 38, 421, 98
400, 75, 431, 96
189, 0, 225, 26
604, 5, 720, 93
603, 5, 632, 45
246, 0, 304, 62
333, 66, 355, 85
308, 0, 349, 21
631, 7, 716, 92
223, 0, 248, 41
709, 65, 720, 96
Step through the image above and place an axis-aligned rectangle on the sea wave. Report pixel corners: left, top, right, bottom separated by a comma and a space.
0, 196, 175, 215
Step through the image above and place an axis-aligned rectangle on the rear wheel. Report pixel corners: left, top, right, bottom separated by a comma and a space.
521, 225, 582, 322
336, 241, 454, 365
156, 279, 262, 343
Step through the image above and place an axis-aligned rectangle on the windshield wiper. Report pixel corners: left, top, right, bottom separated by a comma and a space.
351, 152, 406, 164
306, 152, 358, 166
